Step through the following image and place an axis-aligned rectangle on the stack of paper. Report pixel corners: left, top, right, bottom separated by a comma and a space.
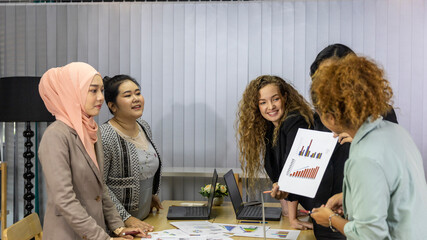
139, 221, 300, 240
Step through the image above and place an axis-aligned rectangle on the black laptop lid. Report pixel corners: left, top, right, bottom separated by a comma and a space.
223, 169, 243, 214
206, 169, 218, 215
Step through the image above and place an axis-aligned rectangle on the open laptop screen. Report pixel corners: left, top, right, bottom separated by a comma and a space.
223, 169, 243, 214
206, 169, 218, 215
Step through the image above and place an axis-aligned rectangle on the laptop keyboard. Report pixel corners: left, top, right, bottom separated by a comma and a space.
186, 207, 207, 216
241, 206, 261, 217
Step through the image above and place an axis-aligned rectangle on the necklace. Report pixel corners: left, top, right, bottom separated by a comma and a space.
111, 117, 139, 139
109, 119, 148, 150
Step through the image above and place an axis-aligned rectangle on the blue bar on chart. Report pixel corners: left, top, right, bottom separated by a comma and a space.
298, 139, 323, 159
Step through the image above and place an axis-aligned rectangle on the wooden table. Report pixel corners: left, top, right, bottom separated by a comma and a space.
140, 200, 315, 240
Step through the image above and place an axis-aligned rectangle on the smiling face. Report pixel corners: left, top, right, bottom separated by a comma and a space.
84, 75, 104, 117
108, 80, 144, 120
258, 84, 285, 126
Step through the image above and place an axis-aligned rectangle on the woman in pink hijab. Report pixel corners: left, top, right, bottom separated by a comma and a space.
38, 62, 146, 240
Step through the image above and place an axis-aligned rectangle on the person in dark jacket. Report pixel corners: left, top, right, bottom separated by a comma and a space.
237, 75, 314, 229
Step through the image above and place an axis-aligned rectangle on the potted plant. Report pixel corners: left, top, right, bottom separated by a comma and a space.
199, 182, 228, 206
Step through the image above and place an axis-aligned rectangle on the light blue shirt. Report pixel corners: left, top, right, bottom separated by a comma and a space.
343, 117, 427, 240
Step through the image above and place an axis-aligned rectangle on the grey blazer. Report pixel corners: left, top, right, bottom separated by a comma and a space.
38, 120, 124, 240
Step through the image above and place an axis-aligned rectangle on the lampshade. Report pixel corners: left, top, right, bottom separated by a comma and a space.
0, 76, 55, 122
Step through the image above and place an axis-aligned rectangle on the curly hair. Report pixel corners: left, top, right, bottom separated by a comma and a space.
237, 75, 313, 189
311, 55, 393, 130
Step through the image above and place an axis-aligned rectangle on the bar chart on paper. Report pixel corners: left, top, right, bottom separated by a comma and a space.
298, 139, 323, 159
288, 164, 320, 179
279, 129, 337, 198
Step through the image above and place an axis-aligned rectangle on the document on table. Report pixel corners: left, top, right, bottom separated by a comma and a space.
265, 229, 301, 240
143, 227, 234, 240
213, 223, 270, 237
213, 223, 300, 240
141, 236, 233, 240
169, 221, 226, 236
278, 128, 337, 198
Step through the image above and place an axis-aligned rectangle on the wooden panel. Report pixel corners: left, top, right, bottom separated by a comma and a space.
2, 212, 42, 240
1, 162, 7, 232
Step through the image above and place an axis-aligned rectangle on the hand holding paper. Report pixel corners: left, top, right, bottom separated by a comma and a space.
278, 129, 337, 198
270, 182, 288, 200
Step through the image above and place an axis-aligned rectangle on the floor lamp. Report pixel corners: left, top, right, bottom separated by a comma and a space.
0, 77, 55, 217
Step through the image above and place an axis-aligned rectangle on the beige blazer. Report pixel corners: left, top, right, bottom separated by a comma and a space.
39, 121, 124, 240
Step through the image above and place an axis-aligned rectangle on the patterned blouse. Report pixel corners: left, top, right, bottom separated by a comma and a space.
100, 118, 162, 221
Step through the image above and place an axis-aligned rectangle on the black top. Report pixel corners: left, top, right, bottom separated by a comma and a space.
264, 112, 310, 201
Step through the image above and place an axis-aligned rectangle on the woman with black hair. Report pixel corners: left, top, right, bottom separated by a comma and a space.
100, 75, 162, 233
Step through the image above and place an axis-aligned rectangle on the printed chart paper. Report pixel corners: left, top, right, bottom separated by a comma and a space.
213, 223, 270, 237
265, 229, 301, 240
169, 221, 225, 236
148, 229, 188, 238
141, 236, 233, 240
278, 128, 337, 198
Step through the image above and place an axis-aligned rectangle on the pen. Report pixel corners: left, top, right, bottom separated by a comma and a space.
263, 190, 272, 194
240, 221, 268, 224
299, 209, 312, 214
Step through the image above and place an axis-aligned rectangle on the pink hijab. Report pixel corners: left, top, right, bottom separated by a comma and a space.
39, 62, 101, 170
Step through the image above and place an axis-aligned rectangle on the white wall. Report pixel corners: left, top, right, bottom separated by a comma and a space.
1, 0, 426, 226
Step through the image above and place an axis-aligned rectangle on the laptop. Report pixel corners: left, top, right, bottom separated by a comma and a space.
167, 169, 218, 220
224, 169, 282, 221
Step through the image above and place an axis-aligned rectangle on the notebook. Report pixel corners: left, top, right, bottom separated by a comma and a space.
167, 169, 218, 220
224, 169, 282, 221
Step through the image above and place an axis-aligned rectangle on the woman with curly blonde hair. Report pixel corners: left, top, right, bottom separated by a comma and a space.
310, 55, 427, 239
237, 75, 313, 227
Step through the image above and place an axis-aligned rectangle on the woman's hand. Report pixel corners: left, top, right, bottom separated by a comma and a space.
150, 195, 163, 213
117, 227, 149, 239
333, 132, 353, 144
271, 182, 289, 200
310, 205, 335, 227
124, 216, 154, 234
325, 192, 344, 215
289, 218, 313, 230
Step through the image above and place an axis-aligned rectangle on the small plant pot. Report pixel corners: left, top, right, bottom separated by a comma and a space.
213, 196, 224, 206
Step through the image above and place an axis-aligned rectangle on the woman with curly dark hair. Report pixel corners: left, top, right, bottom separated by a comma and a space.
237, 75, 313, 229
310, 55, 427, 239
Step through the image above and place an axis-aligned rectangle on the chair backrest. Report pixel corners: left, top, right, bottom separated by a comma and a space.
1, 162, 7, 232
2, 212, 43, 240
